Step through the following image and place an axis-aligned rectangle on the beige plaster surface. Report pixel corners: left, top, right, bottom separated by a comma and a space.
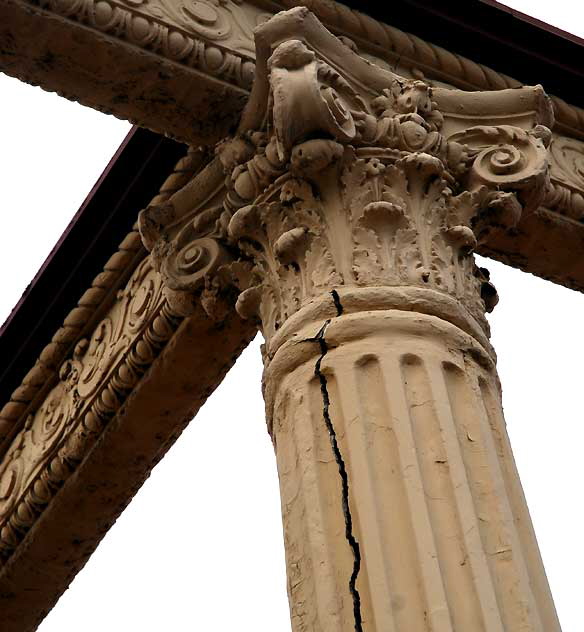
0, 2, 578, 628
147, 9, 558, 628
265, 291, 559, 631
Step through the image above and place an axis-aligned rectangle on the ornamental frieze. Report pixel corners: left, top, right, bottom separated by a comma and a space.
0, 257, 182, 562
18, 0, 584, 136
114, 0, 273, 56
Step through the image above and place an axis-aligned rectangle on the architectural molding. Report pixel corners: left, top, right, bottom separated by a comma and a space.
546, 135, 584, 219
35, 0, 261, 88
0, 145, 215, 563
3, 0, 583, 292
276, 1, 584, 140
0, 1, 580, 628
144, 7, 553, 344
0, 225, 145, 449
0, 0, 251, 144
0, 145, 208, 453
0, 141, 256, 628
0, 257, 182, 562
0, 293, 255, 631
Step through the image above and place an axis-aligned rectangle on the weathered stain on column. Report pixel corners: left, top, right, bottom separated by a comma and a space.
143, 8, 561, 631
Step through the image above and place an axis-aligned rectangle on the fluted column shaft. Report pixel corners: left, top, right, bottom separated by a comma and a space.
264, 290, 560, 632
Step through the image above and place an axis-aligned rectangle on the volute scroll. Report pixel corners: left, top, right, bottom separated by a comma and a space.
138, 158, 240, 321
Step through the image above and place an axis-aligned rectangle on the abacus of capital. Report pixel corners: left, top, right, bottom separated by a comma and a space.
0, 1, 581, 630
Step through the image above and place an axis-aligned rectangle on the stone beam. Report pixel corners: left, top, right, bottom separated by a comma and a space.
1, 0, 583, 141
3, 0, 582, 292
0, 0, 254, 145
0, 149, 256, 631
145, 8, 562, 629
0, 293, 254, 632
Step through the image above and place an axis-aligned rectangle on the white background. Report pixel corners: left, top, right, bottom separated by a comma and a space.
1, 0, 583, 629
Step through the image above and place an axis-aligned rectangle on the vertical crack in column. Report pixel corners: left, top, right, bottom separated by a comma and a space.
331, 289, 344, 317
313, 290, 363, 631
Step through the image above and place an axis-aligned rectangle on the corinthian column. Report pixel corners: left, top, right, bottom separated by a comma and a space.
141, 8, 560, 631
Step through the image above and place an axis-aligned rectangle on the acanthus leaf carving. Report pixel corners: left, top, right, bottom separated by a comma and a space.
141, 8, 553, 348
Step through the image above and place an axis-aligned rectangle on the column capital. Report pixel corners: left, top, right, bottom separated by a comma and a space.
140, 7, 553, 346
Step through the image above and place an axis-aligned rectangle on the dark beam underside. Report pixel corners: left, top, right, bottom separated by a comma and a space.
0, 0, 248, 144
480, 209, 584, 293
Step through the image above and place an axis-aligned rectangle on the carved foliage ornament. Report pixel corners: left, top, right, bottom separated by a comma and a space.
140, 8, 553, 343
546, 135, 584, 219
0, 258, 181, 562
139, 157, 242, 321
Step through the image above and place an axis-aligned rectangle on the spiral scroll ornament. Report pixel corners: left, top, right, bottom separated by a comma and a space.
477, 144, 524, 179
142, 202, 235, 320
162, 235, 229, 292
451, 124, 551, 212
